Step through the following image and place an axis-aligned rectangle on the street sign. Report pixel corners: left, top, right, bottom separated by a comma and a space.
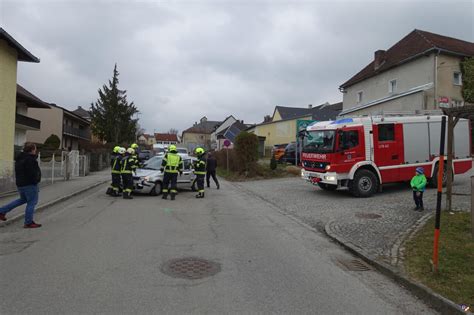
296, 119, 316, 136
438, 96, 450, 108
223, 139, 231, 147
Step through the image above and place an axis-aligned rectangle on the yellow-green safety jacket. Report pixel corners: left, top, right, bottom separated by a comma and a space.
193, 157, 206, 175
162, 152, 183, 173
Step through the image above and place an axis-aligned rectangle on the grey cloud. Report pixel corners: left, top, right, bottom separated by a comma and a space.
1, 0, 472, 133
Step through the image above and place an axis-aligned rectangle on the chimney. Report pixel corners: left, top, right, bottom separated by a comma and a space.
200, 116, 207, 123
308, 104, 313, 109
374, 50, 386, 70
194, 122, 197, 126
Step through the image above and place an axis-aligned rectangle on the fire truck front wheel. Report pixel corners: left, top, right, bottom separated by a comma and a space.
349, 169, 379, 198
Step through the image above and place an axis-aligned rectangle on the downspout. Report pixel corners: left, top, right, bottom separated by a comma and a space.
433, 50, 440, 109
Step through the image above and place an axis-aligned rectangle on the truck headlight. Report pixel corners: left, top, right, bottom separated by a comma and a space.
325, 176, 336, 181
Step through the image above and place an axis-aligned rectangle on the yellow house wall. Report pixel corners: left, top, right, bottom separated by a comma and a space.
0, 39, 18, 166
272, 110, 282, 121
254, 116, 312, 147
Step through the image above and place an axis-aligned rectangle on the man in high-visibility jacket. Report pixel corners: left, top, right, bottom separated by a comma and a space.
106, 146, 121, 196
131, 143, 142, 167
193, 147, 207, 199
108, 146, 123, 197
121, 148, 138, 200
161, 145, 183, 200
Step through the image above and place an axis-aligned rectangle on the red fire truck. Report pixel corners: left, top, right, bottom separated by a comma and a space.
301, 115, 472, 197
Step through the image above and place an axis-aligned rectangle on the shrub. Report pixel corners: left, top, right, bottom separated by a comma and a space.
43, 134, 61, 150
270, 155, 277, 170
234, 132, 259, 175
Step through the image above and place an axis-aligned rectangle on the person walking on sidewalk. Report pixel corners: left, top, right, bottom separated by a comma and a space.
161, 145, 183, 201
206, 153, 220, 189
194, 147, 207, 198
0, 142, 42, 228
410, 167, 427, 211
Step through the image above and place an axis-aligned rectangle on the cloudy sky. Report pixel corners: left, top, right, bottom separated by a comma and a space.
1, 0, 473, 133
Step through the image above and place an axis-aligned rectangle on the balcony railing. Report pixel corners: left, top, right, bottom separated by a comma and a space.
15, 113, 41, 130
63, 125, 91, 140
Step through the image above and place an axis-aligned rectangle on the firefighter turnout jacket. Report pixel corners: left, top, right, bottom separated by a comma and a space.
193, 157, 206, 175
121, 154, 138, 174
111, 154, 122, 174
162, 153, 183, 173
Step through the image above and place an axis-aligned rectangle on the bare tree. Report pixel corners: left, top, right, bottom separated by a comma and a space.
168, 128, 179, 135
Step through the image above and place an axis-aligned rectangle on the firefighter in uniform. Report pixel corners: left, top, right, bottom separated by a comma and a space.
193, 147, 207, 199
131, 143, 142, 167
161, 145, 183, 200
121, 148, 137, 199
106, 146, 121, 196
108, 146, 123, 197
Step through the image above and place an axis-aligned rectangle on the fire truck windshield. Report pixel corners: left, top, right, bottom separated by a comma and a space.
303, 130, 336, 153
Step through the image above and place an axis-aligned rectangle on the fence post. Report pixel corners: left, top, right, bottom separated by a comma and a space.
471, 175, 473, 239
51, 154, 55, 184
65, 153, 70, 181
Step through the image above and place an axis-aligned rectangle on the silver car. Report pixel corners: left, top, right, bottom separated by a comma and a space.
133, 156, 197, 195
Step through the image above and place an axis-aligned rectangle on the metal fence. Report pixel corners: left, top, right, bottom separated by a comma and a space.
0, 150, 90, 195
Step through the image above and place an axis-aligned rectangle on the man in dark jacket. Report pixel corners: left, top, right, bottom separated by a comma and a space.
206, 153, 220, 189
0, 142, 42, 228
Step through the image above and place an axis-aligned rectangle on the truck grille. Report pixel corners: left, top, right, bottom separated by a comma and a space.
303, 161, 328, 170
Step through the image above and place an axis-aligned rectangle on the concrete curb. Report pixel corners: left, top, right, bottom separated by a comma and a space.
325, 221, 470, 315
0, 180, 109, 228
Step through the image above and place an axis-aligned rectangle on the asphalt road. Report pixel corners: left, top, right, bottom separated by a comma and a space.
0, 181, 436, 314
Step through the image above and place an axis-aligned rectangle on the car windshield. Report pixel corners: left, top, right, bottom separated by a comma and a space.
303, 130, 336, 153
177, 148, 187, 154
142, 156, 163, 170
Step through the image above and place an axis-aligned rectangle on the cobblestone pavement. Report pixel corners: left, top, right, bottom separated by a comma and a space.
235, 168, 472, 269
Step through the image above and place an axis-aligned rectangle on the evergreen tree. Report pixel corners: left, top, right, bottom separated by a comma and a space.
461, 57, 474, 103
90, 64, 139, 144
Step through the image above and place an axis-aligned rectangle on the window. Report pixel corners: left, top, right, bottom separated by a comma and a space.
389, 79, 397, 93
339, 130, 359, 150
453, 72, 462, 85
378, 124, 395, 141
357, 91, 363, 103
451, 99, 464, 107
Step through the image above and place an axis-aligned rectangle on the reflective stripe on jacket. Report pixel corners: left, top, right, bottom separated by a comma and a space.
121, 155, 137, 174
162, 153, 183, 173
194, 158, 206, 175
111, 155, 122, 174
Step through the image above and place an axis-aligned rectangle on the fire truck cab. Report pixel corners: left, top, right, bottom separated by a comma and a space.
301, 115, 472, 197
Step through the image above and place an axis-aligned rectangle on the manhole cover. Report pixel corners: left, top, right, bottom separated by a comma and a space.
335, 258, 371, 271
161, 257, 221, 280
355, 212, 382, 219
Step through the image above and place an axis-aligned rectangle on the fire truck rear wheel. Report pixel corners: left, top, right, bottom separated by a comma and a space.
317, 182, 338, 191
349, 169, 378, 197
430, 163, 452, 188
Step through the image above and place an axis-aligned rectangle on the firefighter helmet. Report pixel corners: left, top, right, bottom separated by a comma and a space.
113, 146, 120, 153
127, 148, 135, 155
169, 145, 177, 152
131, 143, 139, 149
118, 147, 126, 154
195, 147, 205, 155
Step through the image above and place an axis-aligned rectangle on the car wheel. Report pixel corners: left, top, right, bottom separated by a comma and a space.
317, 182, 337, 191
349, 169, 378, 197
150, 182, 162, 196
429, 163, 452, 188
